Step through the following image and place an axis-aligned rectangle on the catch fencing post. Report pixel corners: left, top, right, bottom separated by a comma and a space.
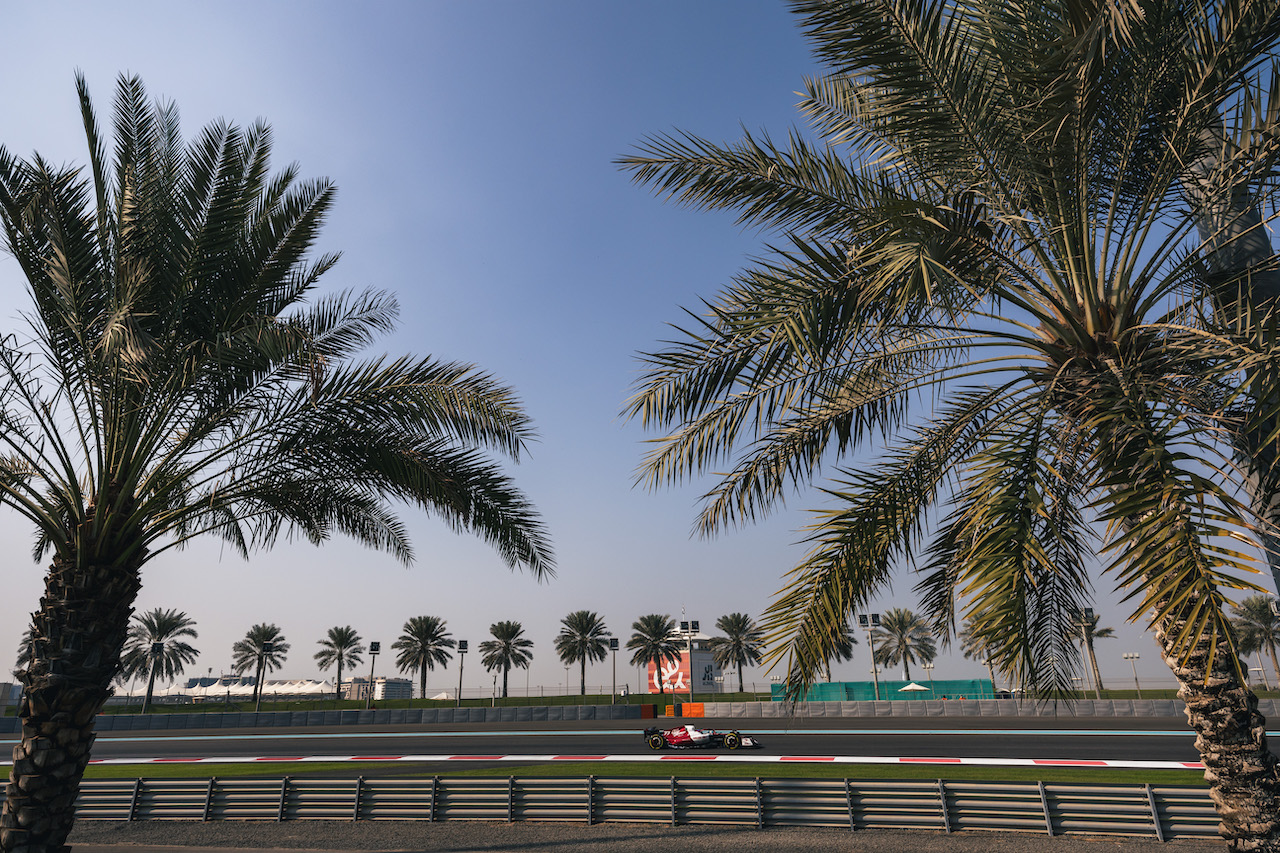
1038, 780, 1054, 835
277, 777, 288, 821
202, 777, 215, 822
1145, 784, 1166, 842
127, 778, 143, 822
352, 777, 362, 821
937, 779, 951, 833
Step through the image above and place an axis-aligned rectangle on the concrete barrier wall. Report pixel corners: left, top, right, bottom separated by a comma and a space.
700, 698, 1280, 717
3, 697, 1279, 734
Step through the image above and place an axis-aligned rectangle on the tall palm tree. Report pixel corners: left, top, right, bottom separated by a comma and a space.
1232, 595, 1280, 685
393, 616, 455, 702
479, 620, 533, 699
957, 621, 999, 693
0, 74, 553, 852
869, 609, 935, 682
313, 626, 365, 704
231, 624, 289, 704
708, 613, 764, 693
620, 0, 1280, 841
554, 610, 610, 696
1076, 614, 1115, 699
118, 609, 199, 714
627, 614, 682, 699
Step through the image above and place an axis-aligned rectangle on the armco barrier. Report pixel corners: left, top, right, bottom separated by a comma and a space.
0, 776, 1219, 840
2, 697, 1277, 735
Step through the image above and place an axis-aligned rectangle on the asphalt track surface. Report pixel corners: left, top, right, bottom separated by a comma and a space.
48, 715, 1203, 770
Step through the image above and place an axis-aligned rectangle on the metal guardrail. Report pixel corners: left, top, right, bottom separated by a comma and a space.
0, 777, 1218, 840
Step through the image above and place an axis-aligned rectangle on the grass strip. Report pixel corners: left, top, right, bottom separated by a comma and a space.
82, 760, 1207, 787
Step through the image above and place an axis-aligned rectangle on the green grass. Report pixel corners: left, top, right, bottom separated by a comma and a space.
81, 760, 1207, 787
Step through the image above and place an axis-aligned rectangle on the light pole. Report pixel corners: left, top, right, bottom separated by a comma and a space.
922, 662, 935, 695
609, 638, 619, 705
1251, 666, 1272, 691
456, 641, 467, 708
1122, 652, 1142, 698
858, 613, 881, 700
679, 619, 698, 705
769, 674, 782, 700
255, 641, 274, 713
364, 641, 380, 710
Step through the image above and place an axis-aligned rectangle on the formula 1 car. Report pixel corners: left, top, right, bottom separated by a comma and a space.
644, 724, 761, 750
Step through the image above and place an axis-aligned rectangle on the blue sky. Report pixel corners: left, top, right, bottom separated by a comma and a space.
0, 1, 1188, 695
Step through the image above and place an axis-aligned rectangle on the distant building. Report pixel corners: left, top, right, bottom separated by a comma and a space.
345, 676, 413, 701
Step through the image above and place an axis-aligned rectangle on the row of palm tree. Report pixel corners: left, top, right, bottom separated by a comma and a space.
18, 599, 1279, 708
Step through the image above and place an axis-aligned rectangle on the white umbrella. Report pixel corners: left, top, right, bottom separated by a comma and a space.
898, 682, 930, 692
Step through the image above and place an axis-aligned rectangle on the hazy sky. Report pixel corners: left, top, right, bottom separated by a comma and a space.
0, 1, 1210, 696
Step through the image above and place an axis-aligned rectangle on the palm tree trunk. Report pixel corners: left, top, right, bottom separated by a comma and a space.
579, 658, 586, 696
737, 663, 744, 694
142, 660, 158, 715
1085, 639, 1104, 699
419, 670, 426, 707
502, 665, 509, 699
1270, 644, 1280, 687
985, 658, 998, 693
2, 554, 142, 853
1153, 591, 1280, 849
336, 660, 343, 706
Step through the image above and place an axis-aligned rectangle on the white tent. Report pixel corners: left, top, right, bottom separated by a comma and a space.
898, 682, 930, 692
430, 692, 452, 701
118, 679, 333, 699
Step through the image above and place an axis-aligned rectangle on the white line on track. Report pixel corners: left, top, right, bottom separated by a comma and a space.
0, 754, 1204, 770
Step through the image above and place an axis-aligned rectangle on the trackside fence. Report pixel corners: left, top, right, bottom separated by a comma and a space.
0, 777, 1219, 840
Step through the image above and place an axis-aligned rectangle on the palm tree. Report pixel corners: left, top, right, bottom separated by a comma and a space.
619, 1, 1280, 841
231, 624, 289, 704
313, 626, 365, 704
708, 613, 764, 693
1232, 596, 1280, 685
1076, 614, 1115, 699
869, 609, 935, 682
12, 626, 35, 678
118, 609, 199, 714
554, 610, 611, 696
479, 620, 533, 699
627, 614, 682, 699
393, 616, 455, 702
0, 74, 553, 851
957, 621, 1000, 693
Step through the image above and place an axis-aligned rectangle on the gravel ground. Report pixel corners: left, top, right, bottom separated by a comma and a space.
68, 820, 1229, 853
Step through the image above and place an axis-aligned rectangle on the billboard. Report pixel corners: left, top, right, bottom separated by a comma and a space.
646, 652, 721, 694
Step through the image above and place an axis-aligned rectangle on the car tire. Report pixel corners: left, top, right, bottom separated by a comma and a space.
724, 731, 740, 750
647, 733, 665, 750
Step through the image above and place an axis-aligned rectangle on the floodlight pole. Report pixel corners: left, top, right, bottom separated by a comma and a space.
610, 638, 619, 705
365, 641, 380, 710
1122, 652, 1142, 697
859, 614, 881, 700
456, 641, 468, 708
